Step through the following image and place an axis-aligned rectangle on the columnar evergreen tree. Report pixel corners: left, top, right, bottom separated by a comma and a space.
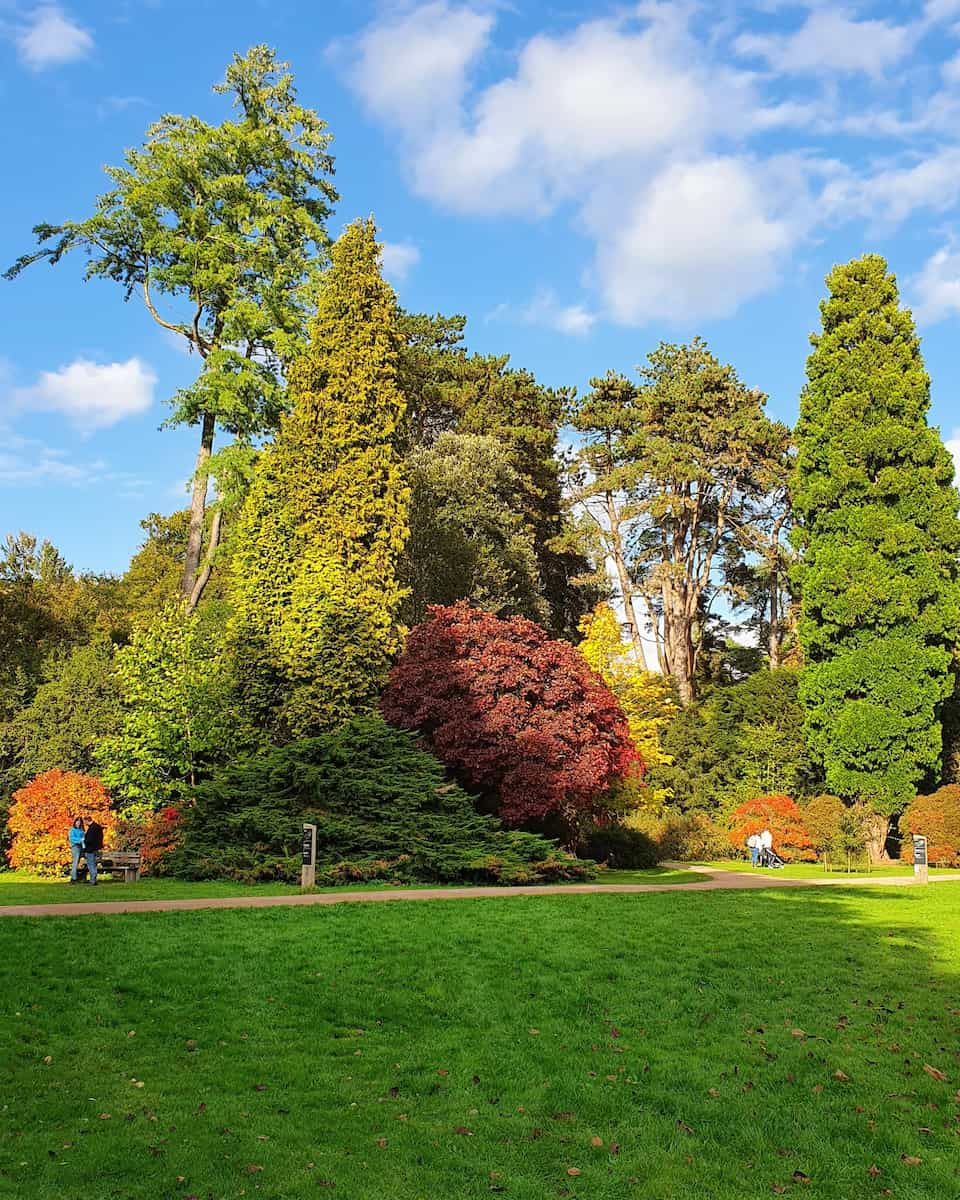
231, 219, 409, 736
792, 255, 960, 855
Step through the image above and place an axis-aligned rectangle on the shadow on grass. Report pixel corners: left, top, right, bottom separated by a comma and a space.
1, 883, 958, 1199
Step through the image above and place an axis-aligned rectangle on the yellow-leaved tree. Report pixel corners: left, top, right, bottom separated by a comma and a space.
229, 219, 409, 736
578, 602, 676, 811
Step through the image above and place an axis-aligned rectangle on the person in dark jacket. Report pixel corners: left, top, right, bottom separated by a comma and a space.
83, 819, 104, 885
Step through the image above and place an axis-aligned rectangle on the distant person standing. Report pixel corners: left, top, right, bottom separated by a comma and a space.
747, 831, 761, 867
68, 817, 85, 883
83, 818, 104, 886
759, 827, 773, 867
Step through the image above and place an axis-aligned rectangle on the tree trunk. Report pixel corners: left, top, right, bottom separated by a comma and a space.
662, 582, 696, 706
768, 570, 781, 670
186, 507, 222, 615
181, 411, 216, 602
863, 813, 890, 864
605, 493, 644, 656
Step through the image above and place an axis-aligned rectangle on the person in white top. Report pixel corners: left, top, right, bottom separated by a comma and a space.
759, 828, 773, 865
746, 832, 761, 867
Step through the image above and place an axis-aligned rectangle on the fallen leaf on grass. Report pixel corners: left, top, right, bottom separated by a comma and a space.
566, 1167, 582, 1176
175, 1176, 186, 1184
42, 1055, 52, 1064
528, 1029, 541, 1036
901, 1155, 922, 1165
923, 1064, 948, 1082
256, 1135, 269, 1143
792, 1171, 811, 1183
316, 1182, 335, 1189
454, 1126, 473, 1136
708, 1088, 719, 1099
253, 1084, 267, 1092
376, 1139, 388, 1148
590, 1136, 603, 1147
676, 1121, 695, 1135
772, 1186, 787, 1195
867, 1165, 881, 1178
790, 1029, 806, 1039
98, 1114, 111, 1121
437, 1069, 449, 1077
833, 1071, 849, 1082
243, 1164, 263, 1175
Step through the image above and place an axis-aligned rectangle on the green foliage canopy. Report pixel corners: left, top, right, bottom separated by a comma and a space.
792, 255, 960, 814
175, 714, 594, 884
230, 219, 409, 737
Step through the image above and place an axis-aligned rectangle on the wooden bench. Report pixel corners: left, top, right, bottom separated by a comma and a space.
78, 850, 142, 883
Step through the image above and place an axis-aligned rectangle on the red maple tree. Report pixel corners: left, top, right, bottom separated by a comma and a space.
727, 794, 815, 862
381, 603, 639, 831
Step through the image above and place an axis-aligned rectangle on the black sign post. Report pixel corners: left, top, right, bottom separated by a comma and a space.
912, 834, 928, 885
301, 823, 317, 889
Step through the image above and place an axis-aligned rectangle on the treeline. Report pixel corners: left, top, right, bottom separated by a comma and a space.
2, 47, 959, 876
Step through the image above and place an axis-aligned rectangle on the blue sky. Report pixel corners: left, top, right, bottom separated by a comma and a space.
1, 0, 959, 575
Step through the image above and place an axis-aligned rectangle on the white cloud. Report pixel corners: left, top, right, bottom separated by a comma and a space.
823, 147, 960, 227
734, 9, 914, 77
380, 240, 421, 283
345, 1, 493, 128
589, 156, 798, 324
16, 4, 93, 69
340, 2, 960, 328
911, 243, 960, 323
14, 357, 157, 430
490, 288, 597, 336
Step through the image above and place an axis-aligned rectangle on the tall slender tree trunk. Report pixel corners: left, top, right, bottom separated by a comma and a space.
605, 493, 644, 656
662, 581, 696, 706
768, 570, 781, 670
181, 411, 216, 602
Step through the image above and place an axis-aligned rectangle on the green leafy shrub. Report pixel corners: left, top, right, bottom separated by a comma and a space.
626, 809, 733, 862
172, 714, 596, 884
577, 822, 659, 869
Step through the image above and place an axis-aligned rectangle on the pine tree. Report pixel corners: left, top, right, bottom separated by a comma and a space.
230, 219, 409, 736
792, 255, 960, 855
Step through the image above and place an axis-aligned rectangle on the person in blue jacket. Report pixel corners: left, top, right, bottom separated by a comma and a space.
68, 817, 85, 883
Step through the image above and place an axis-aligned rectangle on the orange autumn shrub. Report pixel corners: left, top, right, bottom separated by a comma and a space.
8, 769, 112, 877
901, 786, 960, 867
727, 794, 815, 862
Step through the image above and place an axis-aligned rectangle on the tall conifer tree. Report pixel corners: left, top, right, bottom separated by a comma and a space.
231, 219, 409, 736
792, 255, 960, 853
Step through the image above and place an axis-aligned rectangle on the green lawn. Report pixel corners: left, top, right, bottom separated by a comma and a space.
701, 860, 957, 881
0, 867, 698, 907
3, 885, 959, 1199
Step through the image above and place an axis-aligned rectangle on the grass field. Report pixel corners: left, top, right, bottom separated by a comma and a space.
3, 884, 959, 1199
0, 867, 698, 907
701, 860, 957, 880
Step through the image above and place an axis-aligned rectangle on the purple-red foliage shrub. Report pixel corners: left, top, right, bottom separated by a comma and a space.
381, 603, 640, 829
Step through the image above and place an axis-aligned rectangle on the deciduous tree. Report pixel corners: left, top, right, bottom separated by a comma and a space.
7, 769, 112, 876
381, 602, 638, 836
5, 47, 337, 608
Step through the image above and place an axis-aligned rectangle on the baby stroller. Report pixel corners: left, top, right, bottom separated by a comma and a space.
759, 846, 785, 869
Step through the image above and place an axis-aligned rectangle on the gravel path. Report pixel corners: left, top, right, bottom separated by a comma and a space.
3, 866, 959, 918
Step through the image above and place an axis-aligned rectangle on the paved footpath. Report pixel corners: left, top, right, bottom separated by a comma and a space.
3, 865, 959, 918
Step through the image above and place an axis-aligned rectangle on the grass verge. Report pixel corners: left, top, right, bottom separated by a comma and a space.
3, 884, 959, 1198
0, 867, 698, 908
